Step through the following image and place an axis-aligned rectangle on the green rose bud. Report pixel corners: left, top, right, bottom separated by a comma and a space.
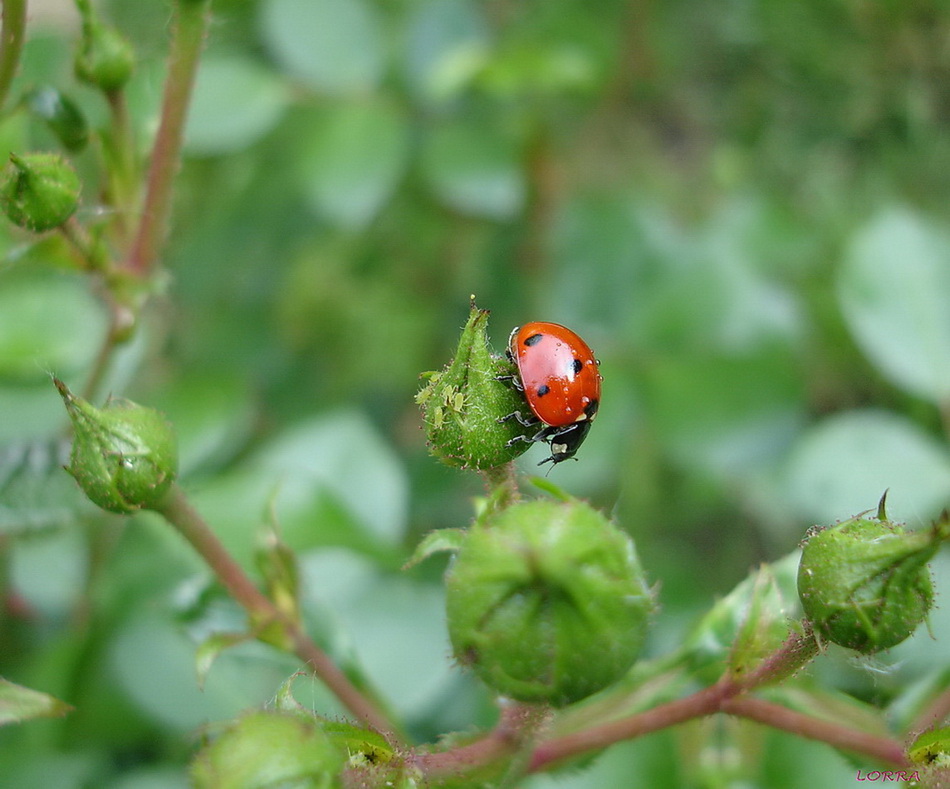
909, 726, 950, 769
417, 300, 531, 469
797, 508, 938, 653
685, 552, 801, 683
55, 378, 178, 514
191, 710, 344, 789
445, 499, 655, 706
74, 0, 135, 93
0, 153, 80, 232
24, 87, 89, 153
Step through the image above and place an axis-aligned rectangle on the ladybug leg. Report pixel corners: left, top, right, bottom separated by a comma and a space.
496, 373, 523, 391
504, 422, 551, 449
499, 411, 546, 448
498, 410, 537, 428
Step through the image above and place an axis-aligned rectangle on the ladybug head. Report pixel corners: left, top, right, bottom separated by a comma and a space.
538, 419, 593, 467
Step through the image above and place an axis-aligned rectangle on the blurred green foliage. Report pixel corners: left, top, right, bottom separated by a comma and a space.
1, 0, 950, 787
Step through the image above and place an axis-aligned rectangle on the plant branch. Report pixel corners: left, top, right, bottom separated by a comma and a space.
413, 701, 544, 781
0, 0, 26, 116
155, 484, 403, 742
911, 684, 950, 734
419, 626, 845, 780
722, 696, 908, 767
529, 679, 738, 771
103, 89, 138, 246
124, 0, 209, 277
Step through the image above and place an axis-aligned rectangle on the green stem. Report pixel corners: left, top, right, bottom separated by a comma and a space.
103, 89, 138, 246
154, 484, 403, 742
124, 0, 209, 277
0, 0, 26, 116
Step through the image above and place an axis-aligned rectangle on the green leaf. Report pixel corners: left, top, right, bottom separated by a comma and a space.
185, 411, 408, 564
784, 409, 950, 527
299, 101, 410, 229
153, 374, 255, 477
300, 551, 452, 718
0, 274, 106, 383
10, 526, 88, 615
185, 55, 290, 156
110, 610, 314, 733
260, 0, 385, 95
403, 0, 491, 103
838, 207, 950, 403
0, 677, 72, 725
253, 411, 408, 547
195, 632, 253, 691
887, 660, 950, 733
0, 439, 91, 535
403, 527, 467, 569
642, 350, 805, 478
421, 118, 524, 219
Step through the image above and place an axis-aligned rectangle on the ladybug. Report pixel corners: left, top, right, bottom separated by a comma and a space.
500, 321, 602, 465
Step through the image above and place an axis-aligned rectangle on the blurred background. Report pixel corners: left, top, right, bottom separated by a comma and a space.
2, 0, 950, 786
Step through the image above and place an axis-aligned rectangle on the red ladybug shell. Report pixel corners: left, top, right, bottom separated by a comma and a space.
509, 322, 602, 428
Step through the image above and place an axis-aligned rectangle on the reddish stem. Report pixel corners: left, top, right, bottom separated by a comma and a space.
124, 0, 208, 277
155, 485, 402, 742
723, 696, 909, 767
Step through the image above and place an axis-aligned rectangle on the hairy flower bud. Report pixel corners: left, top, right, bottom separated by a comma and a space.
74, 0, 134, 93
797, 508, 938, 653
445, 499, 654, 706
191, 711, 344, 789
55, 378, 178, 514
417, 300, 531, 469
0, 153, 80, 232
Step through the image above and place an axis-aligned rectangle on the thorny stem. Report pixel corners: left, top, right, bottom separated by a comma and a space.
421, 626, 908, 781
124, 0, 209, 277
0, 0, 26, 115
155, 484, 403, 742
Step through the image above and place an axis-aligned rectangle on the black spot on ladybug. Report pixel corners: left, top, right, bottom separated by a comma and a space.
524, 333, 544, 347
536, 384, 550, 397
585, 399, 599, 418
571, 358, 584, 375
